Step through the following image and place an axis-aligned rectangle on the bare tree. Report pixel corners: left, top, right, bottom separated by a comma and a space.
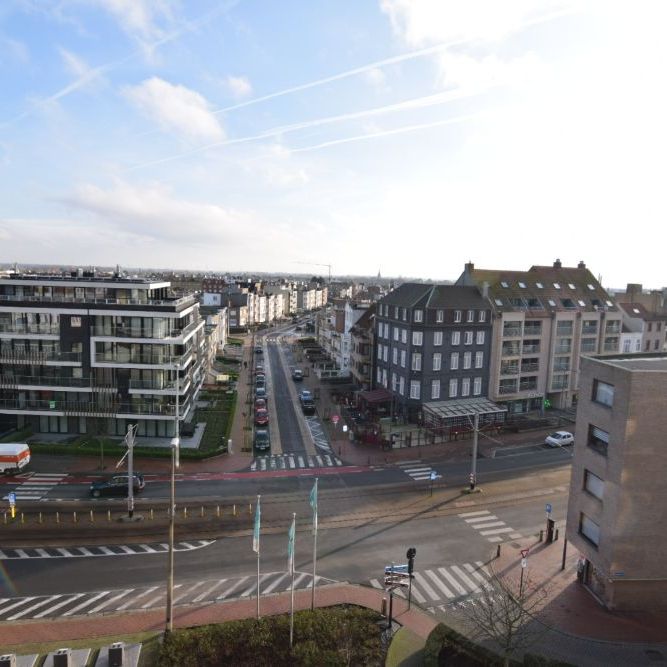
456, 565, 549, 666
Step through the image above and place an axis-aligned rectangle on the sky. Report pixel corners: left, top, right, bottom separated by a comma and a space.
1, 1, 666, 288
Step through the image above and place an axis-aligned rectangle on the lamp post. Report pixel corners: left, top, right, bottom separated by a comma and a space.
165, 366, 180, 634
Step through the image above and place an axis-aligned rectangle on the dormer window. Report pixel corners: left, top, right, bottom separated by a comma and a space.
536, 282, 544, 289
605, 300, 613, 307
568, 283, 576, 289
495, 298, 503, 306
500, 281, 509, 288
578, 300, 586, 307
548, 299, 557, 307
587, 284, 595, 291
553, 283, 561, 289
518, 282, 526, 288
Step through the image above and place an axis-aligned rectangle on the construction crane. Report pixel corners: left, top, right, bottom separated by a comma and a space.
293, 261, 332, 283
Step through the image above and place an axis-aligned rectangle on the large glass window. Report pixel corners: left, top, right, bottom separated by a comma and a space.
584, 470, 604, 500
432, 353, 442, 371
593, 380, 614, 407
410, 380, 421, 399
579, 513, 600, 546
587, 424, 609, 456
431, 380, 440, 400
412, 331, 423, 346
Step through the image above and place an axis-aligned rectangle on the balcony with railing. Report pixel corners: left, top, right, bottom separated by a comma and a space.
582, 323, 598, 335
551, 375, 569, 390
95, 351, 182, 366
498, 380, 518, 395
603, 337, 619, 352
500, 362, 519, 376
605, 321, 621, 334
553, 359, 570, 372
523, 325, 542, 336
0, 292, 196, 308
0, 374, 92, 389
520, 361, 539, 373
0, 323, 60, 336
0, 397, 178, 416
519, 378, 538, 392
554, 343, 572, 354
502, 324, 523, 337
522, 343, 540, 354
502, 342, 521, 357
90, 319, 200, 340
0, 350, 81, 364
581, 338, 597, 353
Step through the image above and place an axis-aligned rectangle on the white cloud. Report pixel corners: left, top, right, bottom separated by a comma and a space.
95, 0, 173, 43
60, 180, 248, 244
123, 77, 225, 142
225, 75, 253, 99
363, 67, 389, 91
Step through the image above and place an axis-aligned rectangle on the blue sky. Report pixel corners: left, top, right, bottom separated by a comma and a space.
1, 1, 666, 287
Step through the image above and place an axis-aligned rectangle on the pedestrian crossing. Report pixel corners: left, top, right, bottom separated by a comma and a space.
2, 472, 67, 501
0, 539, 214, 560
397, 460, 436, 481
370, 561, 493, 611
304, 415, 333, 454
250, 453, 342, 472
458, 509, 522, 543
0, 571, 336, 621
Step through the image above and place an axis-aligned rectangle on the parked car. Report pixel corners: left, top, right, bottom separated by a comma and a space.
299, 389, 313, 402
255, 373, 266, 385
300, 389, 315, 415
254, 397, 267, 410
90, 473, 145, 498
255, 386, 267, 400
544, 431, 574, 447
255, 364, 265, 374
254, 408, 269, 426
254, 428, 270, 452
292, 368, 304, 381
254, 346, 263, 355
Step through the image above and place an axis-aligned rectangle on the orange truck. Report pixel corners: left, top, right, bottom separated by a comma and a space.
0, 443, 31, 475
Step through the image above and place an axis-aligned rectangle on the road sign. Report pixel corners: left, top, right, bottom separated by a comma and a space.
521, 558, 527, 568
342, 424, 348, 433
8, 492, 16, 506
545, 503, 552, 514
331, 414, 340, 424
520, 548, 529, 558
430, 470, 438, 481
385, 564, 409, 573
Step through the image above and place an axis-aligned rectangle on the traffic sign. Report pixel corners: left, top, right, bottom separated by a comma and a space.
430, 470, 438, 481
521, 558, 527, 569
385, 564, 409, 573
331, 414, 340, 424
520, 548, 529, 558
545, 503, 552, 514
8, 492, 16, 506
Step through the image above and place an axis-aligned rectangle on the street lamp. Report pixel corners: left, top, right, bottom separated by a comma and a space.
165, 366, 180, 634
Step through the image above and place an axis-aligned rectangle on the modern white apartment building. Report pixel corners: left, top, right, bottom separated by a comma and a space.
0, 269, 205, 438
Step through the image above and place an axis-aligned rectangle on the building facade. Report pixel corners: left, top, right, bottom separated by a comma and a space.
566, 353, 667, 610
457, 260, 623, 413
374, 284, 492, 423
0, 270, 204, 438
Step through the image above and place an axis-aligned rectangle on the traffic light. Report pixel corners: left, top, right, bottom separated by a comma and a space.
406, 547, 416, 574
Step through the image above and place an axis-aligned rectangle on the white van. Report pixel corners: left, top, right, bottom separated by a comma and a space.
0, 443, 31, 475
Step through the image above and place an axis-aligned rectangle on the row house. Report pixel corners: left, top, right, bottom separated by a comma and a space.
456, 260, 623, 413
349, 305, 375, 391
0, 269, 205, 439
615, 285, 667, 353
374, 284, 492, 423
315, 301, 368, 376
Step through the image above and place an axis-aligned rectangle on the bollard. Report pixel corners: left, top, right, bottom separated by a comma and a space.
216, 505, 220, 518
39, 512, 43, 524
3, 511, 6, 524
496, 544, 501, 559
150, 508, 154, 520
539, 529, 544, 542
555, 528, 559, 541
73, 511, 77, 524
21, 512, 25, 524
107, 509, 111, 522
90, 509, 94, 523
56, 511, 60, 524
249, 503, 252, 515
381, 597, 387, 617
183, 507, 188, 519
233, 504, 237, 517
201, 506, 205, 518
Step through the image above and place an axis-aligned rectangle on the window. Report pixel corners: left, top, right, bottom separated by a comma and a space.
433, 331, 443, 346
383, 346, 388, 362
393, 327, 399, 341
399, 376, 405, 395
436, 309, 444, 323
587, 284, 595, 290
391, 372, 397, 391
431, 380, 440, 400
464, 331, 473, 345
454, 310, 462, 322
500, 281, 509, 288
412, 331, 423, 346
392, 348, 398, 364
382, 369, 388, 387
410, 380, 421, 399
548, 299, 557, 307
475, 351, 484, 368
495, 299, 503, 306
400, 350, 406, 368
588, 425, 609, 456
432, 352, 442, 371
411, 352, 422, 371
376, 367, 382, 383
402, 308, 407, 321
377, 343, 383, 359
518, 282, 526, 288
568, 283, 576, 290
71, 316, 81, 327
401, 329, 407, 344
450, 352, 459, 370
593, 380, 614, 407
463, 351, 472, 369
473, 377, 482, 395
467, 310, 475, 322
584, 470, 604, 500
578, 300, 586, 307
461, 377, 471, 396
476, 331, 485, 345
449, 379, 458, 397
536, 282, 544, 289
414, 309, 423, 322
656, 339, 661, 351
478, 310, 486, 322
579, 513, 600, 547
451, 331, 461, 345
394, 306, 399, 318
553, 282, 561, 289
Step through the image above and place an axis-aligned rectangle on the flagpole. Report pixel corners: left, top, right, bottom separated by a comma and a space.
311, 478, 318, 611
256, 494, 261, 619
289, 512, 296, 648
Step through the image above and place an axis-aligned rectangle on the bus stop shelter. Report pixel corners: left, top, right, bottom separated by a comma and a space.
422, 397, 507, 442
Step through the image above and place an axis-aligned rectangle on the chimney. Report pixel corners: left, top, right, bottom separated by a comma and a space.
553, 259, 562, 269
577, 260, 586, 269
464, 260, 474, 273
482, 281, 489, 298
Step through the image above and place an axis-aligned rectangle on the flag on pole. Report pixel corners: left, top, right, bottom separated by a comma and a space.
253, 495, 261, 554
287, 514, 296, 574
310, 478, 318, 535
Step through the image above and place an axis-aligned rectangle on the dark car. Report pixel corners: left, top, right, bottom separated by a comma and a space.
90, 473, 145, 498
254, 397, 267, 410
292, 368, 304, 381
254, 428, 270, 452
255, 386, 267, 400
255, 374, 266, 386
300, 389, 315, 415
254, 347, 263, 355
254, 408, 269, 426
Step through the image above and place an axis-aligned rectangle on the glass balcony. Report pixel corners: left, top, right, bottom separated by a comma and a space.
0, 375, 91, 388
581, 338, 597, 353
500, 364, 519, 376
523, 325, 542, 336
520, 362, 539, 373
519, 379, 538, 391
502, 343, 521, 356
522, 344, 540, 354
0, 324, 60, 335
91, 319, 200, 340
498, 382, 518, 395
0, 350, 81, 364
503, 325, 523, 337
0, 398, 178, 416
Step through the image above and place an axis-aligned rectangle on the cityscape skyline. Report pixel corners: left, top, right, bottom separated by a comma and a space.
2, 1, 666, 286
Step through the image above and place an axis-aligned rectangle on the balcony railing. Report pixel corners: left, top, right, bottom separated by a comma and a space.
519, 381, 538, 391
582, 325, 598, 335
0, 293, 196, 308
0, 350, 81, 364
500, 365, 519, 376
95, 352, 182, 366
0, 398, 178, 416
581, 339, 597, 353
523, 326, 541, 336
554, 345, 572, 354
502, 345, 521, 357
0, 324, 60, 335
603, 341, 619, 352
605, 323, 621, 334
498, 383, 518, 395
522, 344, 540, 354
90, 319, 200, 340
520, 362, 539, 373
0, 374, 92, 388
502, 326, 522, 337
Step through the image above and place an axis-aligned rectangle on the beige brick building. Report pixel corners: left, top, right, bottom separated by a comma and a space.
566, 353, 667, 610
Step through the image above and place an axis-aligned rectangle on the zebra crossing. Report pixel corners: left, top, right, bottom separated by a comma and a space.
397, 460, 436, 481
250, 453, 342, 472
304, 415, 333, 454
370, 561, 494, 612
0, 571, 335, 621
2, 472, 67, 501
458, 509, 522, 543
0, 539, 214, 560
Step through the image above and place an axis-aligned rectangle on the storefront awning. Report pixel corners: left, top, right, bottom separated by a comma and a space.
422, 397, 507, 420
357, 388, 393, 404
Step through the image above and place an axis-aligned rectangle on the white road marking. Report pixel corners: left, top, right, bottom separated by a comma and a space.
458, 510, 490, 518
412, 572, 440, 601
34, 594, 85, 618
437, 567, 467, 596
424, 569, 454, 599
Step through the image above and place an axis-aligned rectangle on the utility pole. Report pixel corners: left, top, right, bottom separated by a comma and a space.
166, 365, 180, 634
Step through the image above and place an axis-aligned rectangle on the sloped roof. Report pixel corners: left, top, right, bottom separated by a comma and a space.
381, 283, 485, 309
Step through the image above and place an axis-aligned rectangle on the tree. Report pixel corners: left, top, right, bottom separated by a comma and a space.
456, 566, 549, 667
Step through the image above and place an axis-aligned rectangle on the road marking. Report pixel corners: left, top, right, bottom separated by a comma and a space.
77, 547, 94, 556
88, 589, 133, 614
7, 595, 62, 620
437, 567, 467, 596
479, 527, 515, 536
0, 597, 37, 616
463, 563, 492, 589
217, 577, 249, 599
137, 544, 157, 553
510, 532, 522, 539
458, 510, 490, 517
34, 594, 85, 618
450, 565, 479, 592
192, 579, 228, 603
369, 578, 382, 590
471, 521, 506, 529
35, 548, 52, 558
424, 569, 454, 599
56, 548, 73, 557
118, 586, 159, 610
263, 573, 289, 594
63, 591, 110, 616
487, 536, 503, 542
464, 514, 495, 523
174, 581, 208, 604
412, 572, 440, 601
